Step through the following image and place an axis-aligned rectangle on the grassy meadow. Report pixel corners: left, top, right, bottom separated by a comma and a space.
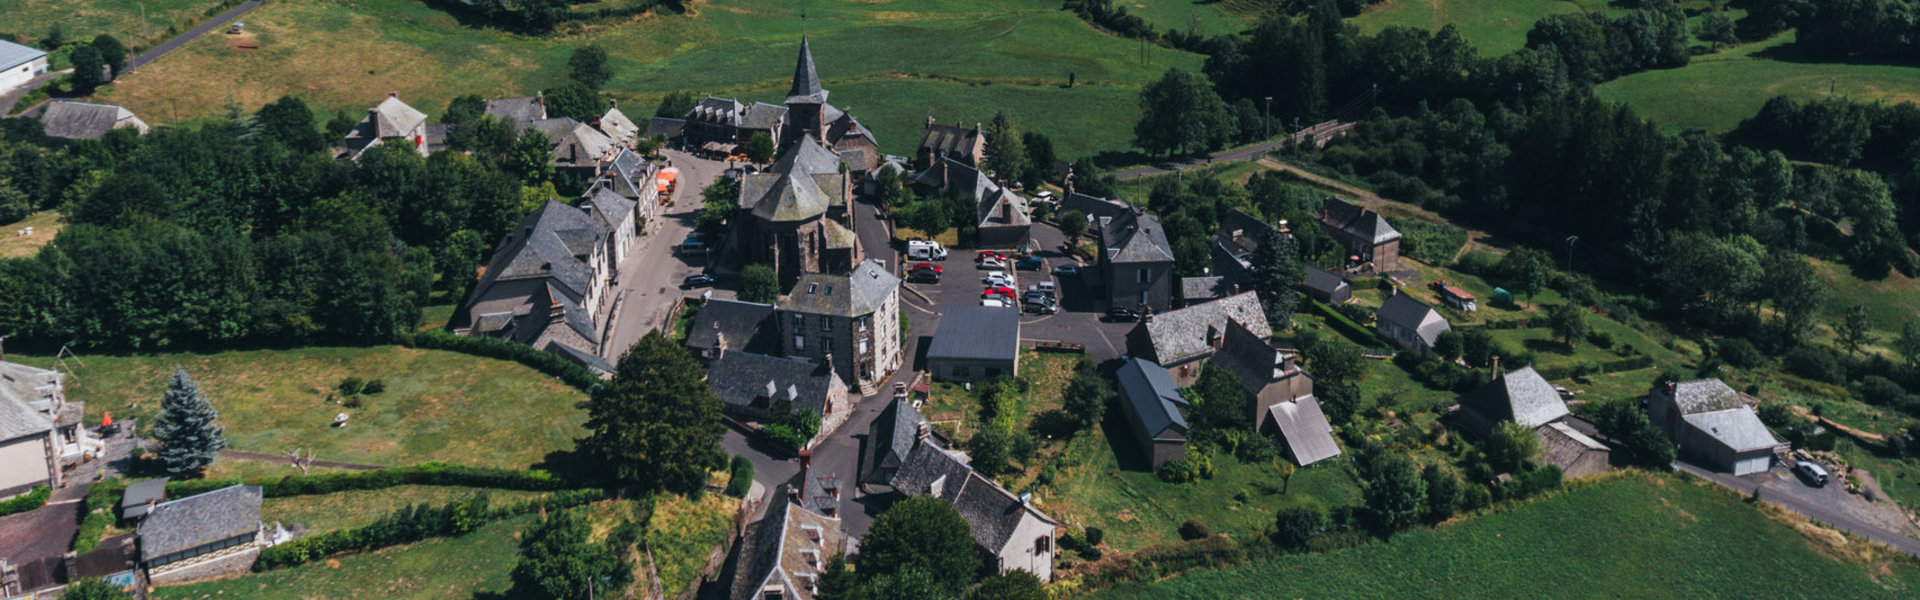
10, 346, 587, 469
1089, 472, 1920, 599
98, 0, 1204, 159
0, 211, 61, 259
646, 492, 737, 598
1348, 0, 1614, 56
1597, 32, 1920, 133
154, 514, 530, 600
261, 485, 554, 534
0, 0, 233, 50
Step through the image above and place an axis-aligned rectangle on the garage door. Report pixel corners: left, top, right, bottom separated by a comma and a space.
1731, 454, 1771, 476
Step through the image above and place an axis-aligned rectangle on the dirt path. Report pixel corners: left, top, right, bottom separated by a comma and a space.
220, 450, 384, 471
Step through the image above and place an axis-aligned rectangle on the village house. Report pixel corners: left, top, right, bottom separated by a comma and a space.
685, 298, 781, 363
0, 360, 97, 498
1114, 357, 1189, 470
596, 101, 643, 148
1456, 366, 1611, 478
683, 38, 880, 175
483, 95, 547, 131
912, 155, 1033, 249
455, 200, 630, 374
341, 92, 430, 159
0, 39, 49, 95
915, 118, 986, 169
1317, 197, 1401, 273
32, 101, 149, 140
707, 351, 851, 449
529, 117, 619, 182
1210, 321, 1340, 466
1648, 378, 1783, 475
1126, 291, 1271, 385
730, 472, 850, 600
738, 136, 861, 287
777, 260, 903, 394
136, 484, 267, 585
1060, 191, 1129, 222
1178, 276, 1234, 308
1301, 266, 1352, 304
586, 148, 662, 230
1098, 208, 1176, 314
1376, 291, 1450, 355
863, 397, 929, 489
1209, 209, 1280, 287
927, 305, 1021, 383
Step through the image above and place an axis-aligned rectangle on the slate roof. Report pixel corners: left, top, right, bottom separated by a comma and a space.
1116, 357, 1188, 438
1685, 407, 1780, 453
709, 351, 837, 415
1320, 197, 1400, 244
742, 102, 789, 132
824, 112, 876, 147
1266, 395, 1341, 466
546, 342, 613, 375
1212, 209, 1275, 260
137, 485, 262, 558
647, 117, 685, 139
0, 38, 46, 71
890, 443, 974, 498
868, 397, 927, 483
950, 472, 1054, 553
483, 96, 546, 129
601, 148, 654, 199
1302, 266, 1347, 297
686, 298, 780, 357
0, 389, 52, 442
1377, 292, 1449, 347
465, 200, 606, 333
927, 306, 1019, 363
913, 155, 996, 200
532, 118, 617, 168
778, 260, 898, 318
786, 37, 829, 105
688, 97, 742, 124
977, 188, 1031, 229
597, 105, 640, 143
1461, 367, 1569, 429
0, 361, 58, 441
1669, 379, 1744, 415
121, 478, 170, 519
771, 135, 843, 176
37, 101, 146, 139
743, 171, 831, 223
1211, 319, 1306, 398
1138, 292, 1270, 365
1061, 193, 1128, 220
583, 186, 636, 232
730, 489, 845, 600
919, 122, 982, 159
1180, 276, 1232, 304
1100, 211, 1175, 265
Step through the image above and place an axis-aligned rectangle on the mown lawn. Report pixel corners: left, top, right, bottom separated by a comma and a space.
9, 346, 587, 469
0, 0, 232, 50
100, 0, 1204, 159
261, 485, 554, 534
1090, 472, 1920, 599
0, 211, 61, 259
1347, 0, 1613, 56
154, 514, 530, 600
1119, 0, 1257, 38
1597, 31, 1920, 134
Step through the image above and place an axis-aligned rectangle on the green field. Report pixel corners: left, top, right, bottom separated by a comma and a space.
1090, 473, 1920, 599
261, 485, 554, 534
155, 514, 530, 600
100, 0, 1204, 159
0, 0, 231, 50
1120, 0, 1258, 38
646, 492, 737, 598
1597, 32, 1920, 133
10, 346, 587, 469
0, 211, 61, 259
1348, 0, 1612, 56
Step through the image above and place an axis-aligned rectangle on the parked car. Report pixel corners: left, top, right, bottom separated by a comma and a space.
1052, 264, 1080, 276
1032, 281, 1057, 297
680, 274, 715, 289
979, 257, 1007, 270
1103, 307, 1140, 322
981, 270, 1011, 284
907, 270, 940, 284
908, 240, 948, 261
977, 250, 1006, 262
1794, 461, 1830, 487
983, 286, 1016, 299
678, 241, 712, 257
980, 298, 1009, 308
1023, 298, 1058, 314
912, 262, 943, 274
1016, 256, 1045, 271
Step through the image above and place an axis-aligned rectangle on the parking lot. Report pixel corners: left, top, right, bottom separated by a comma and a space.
896, 224, 1137, 362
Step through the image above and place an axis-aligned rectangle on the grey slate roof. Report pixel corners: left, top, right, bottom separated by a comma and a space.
546, 342, 613, 375
1180, 276, 1232, 304
1321, 197, 1400, 244
919, 122, 982, 158
1266, 395, 1341, 466
583, 186, 636, 232
786, 37, 829, 105
771, 135, 842, 176
825, 110, 876, 148
1116, 357, 1188, 438
1211, 319, 1306, 398
1685, 407, 1780, 453
1061, 193, 1128, 220
598, 105, 640, 143
647, 117, 685, 139
464, 200, 606, 335
37, 101, 146, 139
368, 95, 428, 139
977, 187, 1031, 229
0, 390, 51, 442
1212, 209, 1275, 260
1670, 379, 1744, 415
778, 260, 898, 318
686, 298, 780, 357
868, 397, 927, 483
890, 443, 974, 498
0, 361, 57, 441
0, 38, 46, 71
741, 102, 789, 131
927, 306, 1019, 363
950, 472, 1053, 553
913, 155, 996, 200
743, 171, 831, 223
1100, 211, 1175, 265
1377, 292, 1449, 347
121, 478, 170, 518
137, 484, 261, 558
483, 96, 546, 129
1302, 266, 1347, 297
708, 351, 836, 415
1139, 291, 1271, 365
688, 97, 742, 124
729, 488, 844, 600
1460, 366, 1570, 428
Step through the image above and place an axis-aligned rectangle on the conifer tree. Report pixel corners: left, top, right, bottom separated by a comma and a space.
153, 367, 227, 477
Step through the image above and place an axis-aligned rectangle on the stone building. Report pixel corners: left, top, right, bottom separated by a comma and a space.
776, 260, 902, 394
1098, 208, 1176, 314
1317, 197, 1401, 273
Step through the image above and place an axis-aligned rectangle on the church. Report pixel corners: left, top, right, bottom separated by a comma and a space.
682, 38, 881, 176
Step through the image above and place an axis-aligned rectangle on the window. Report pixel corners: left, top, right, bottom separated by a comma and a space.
954, 366, 971, 378
1035, 536, 1052, 554
856, 315, 869, 332
821, 317, 831, 332
795, 335, 806, 350
792, 314, 804, 329
856, 338, 868, 355
1137, 268, 1149, 283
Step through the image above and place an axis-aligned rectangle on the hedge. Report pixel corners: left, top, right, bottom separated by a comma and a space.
1309, 298, 1387, 350
73, 480, 129, 554
1534, 356, 1655, 381
256, 488, 604, 570
166, 462, 573, 500
404, 330, 600, 392
0, 485, 50, 517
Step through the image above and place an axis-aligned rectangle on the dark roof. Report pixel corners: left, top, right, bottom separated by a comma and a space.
647, 117, 685, 139
976, 187, 1031, 229
950, 472, 1054, 553
778, 260, 899, 318
1669, 379, 1744, 415
1684, 408, 1780, 453
890, 443, 974, 497
686, 299, 780, 357
825, 111, 876, 148
1320, 197, 1400, 244
1460, 366, 1569, 428
546, 342, 614, 376
461, 200, 607, 344
38, 101, 142, 140
1302, 266, 1347, 296
1116, 357, 1188, 438
927, 306, 1020, 363
919, 121, 982, 157
121, 478, 170, 518
1061, 193, 1128, 220
708, 351, 837, 415
1138, 292, 1270, 365
1180, 276, 1232, 304
1211, 319, 1305, 398
743, 171, 831, 223
741, 102, 788, 131
483, 96, 546, 128
786, 37, 829, 105
0, 361, 59, 441
0, 396, 50, 442
1266, 396, 1340, 466
137, 485, 262, 558
1377, 292, 1449, 347
1212, 209, 1275, 260
868, 397, 927, 483
687, 97, 741, 124
771, 135, 842, 176
582, 186, 637, 232
729, 488, 845, 600
913, 155, 996, 200
1100, 211, 1175, 265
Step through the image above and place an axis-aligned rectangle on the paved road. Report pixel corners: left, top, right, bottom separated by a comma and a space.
1112, 122, 1354, 181
1677, 461, 1920, 557
0, 68, 71, 115
601, 149, 726, 362
124, 0, 265, 73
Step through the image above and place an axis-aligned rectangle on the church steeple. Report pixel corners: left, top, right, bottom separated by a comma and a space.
786, 36, 828, 105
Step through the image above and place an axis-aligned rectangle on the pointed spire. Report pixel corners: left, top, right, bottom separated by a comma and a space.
786, 36, 827, 105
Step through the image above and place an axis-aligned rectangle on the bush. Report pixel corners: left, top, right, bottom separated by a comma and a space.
1157, 453, 1216, 483
256, 489, 603, 570
1784, 347, 1845, 383
1271, 506, 1324, 551
761, 423, 807, 455
1718, 338, 1763, 369
1587, 329, 1615, 350
338, 377, 366, 395
0, 485, 50, 517
1856, 376, 1910, 408
71, 481, 127, 554
1756, 402, 1794, 428
1177, 519, 1214, 541
725, 455, 754, 498
362, 379, 386, 394
1085, 526, 1105, 547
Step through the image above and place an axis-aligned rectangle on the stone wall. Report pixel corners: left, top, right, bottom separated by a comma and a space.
147, 546, 258, 586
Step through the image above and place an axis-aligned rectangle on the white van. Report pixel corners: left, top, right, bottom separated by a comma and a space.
907, 240, 948, 261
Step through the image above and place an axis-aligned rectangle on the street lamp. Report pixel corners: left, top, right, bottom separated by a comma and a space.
1263, 96, 1273, 139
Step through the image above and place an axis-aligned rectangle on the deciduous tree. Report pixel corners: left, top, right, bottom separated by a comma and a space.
741, 265, 779, 304
578, 332, 727, 495
508, 509, 629, 600
744, 132, 775, 164
858, 497, 978, 595
1364, 455, 1426, 533
567, 44, 612, 89
1549, 303, 1588, 350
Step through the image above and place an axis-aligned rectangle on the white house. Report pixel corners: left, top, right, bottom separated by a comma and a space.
0, 39, 49, 96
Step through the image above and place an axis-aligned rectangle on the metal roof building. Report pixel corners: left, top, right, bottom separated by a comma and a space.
926, 305, 1020, 383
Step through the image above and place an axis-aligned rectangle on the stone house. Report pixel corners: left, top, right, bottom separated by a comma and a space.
34, 101, 149, 140
455, 200, 622, 374
777, 260, 902, 394
1302, 266, 1352, 304
869, 410, 1057, 582
1098, 209, 1176, 314
1316, 197, 1400, 273
0, 361, 96, 498
1376, 291, 1450, 355
684, 37, 879, 176
707, 351, 851, 449
910, 156, 1033, 249
137, 485, 265, 585
730, 475, 849, 600
342, 92, 430, 159
927, 305, 1020, 383
1126, 291, 1270, 386
483, 95, 547, 131
1209, 209, 1278, 287
1114, 357, 1189, 470
1456, 366, 1610, 479
1210, 321, 1340, 466
916, 118, 985, 169
1648, 378, 1783, 475
685, 298, 781, 363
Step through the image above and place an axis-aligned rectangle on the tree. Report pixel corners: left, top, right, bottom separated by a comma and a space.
1693, 13, 1738, 48
1433, 330, 1464, 363
42, 23, 64, 50
1303, 335, 1367, 386
1250, 229, 1304, 328
152, 368, 227, 477
1134, 68, 1233, 155
1057, 209, 1087, 241
567, 44, 613, 89
1020, 131, 1057, 189
872, 167, 905, 213
817, 554, 857, 600
69, 44, 106, 92
508, 509, 629, 600
1838, 304, 1873, 357
1549, 303, 1588, 350
509, 129, 555, 186
578, 332, 727, 495
1271, 506, 1324, 550
656, 91, 697, 119
1593, 400, 1675, 469
541, 82, 602, 122
1487, 421, 1542, 473
983, 112, 1029, 185
744, 132, 775, 164
91, 35, 128, 77
1461, 327, 1496, 368
255, 96, 325, 153
1061, 358, 1110, 432
964, 571, 1046, 600
1364, 455, 1427, 533
59, 578, 127, 600
741, 264, 779, 304
859, 497, 979, 595
1497, 248, 1552, 307
1896, 321, 1920, 369
1421, 463, 1460, 522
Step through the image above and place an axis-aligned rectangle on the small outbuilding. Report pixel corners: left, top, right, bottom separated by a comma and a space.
1301, 266, 1351, 304
1114, 357, 1189, 470
120, 477, 170, 521
926, 305, 1020, 382
137, 484, 264, 585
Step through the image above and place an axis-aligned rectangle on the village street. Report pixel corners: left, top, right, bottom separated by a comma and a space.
599, 149, 727, 363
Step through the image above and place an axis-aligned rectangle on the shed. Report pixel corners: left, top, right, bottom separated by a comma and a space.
927, 305, 1020, 382
1301, 266, 1351, 304
1114, 357, 1188, 470
120, 478, 170, 520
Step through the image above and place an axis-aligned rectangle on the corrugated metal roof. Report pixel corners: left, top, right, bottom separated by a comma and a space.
1267, 395, 1341, 466
0, 39, 46, 71
927, 305, 1019, 363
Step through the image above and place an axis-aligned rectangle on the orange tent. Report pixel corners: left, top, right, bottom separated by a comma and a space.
102, 412, 112, 427
656, 167, 680, 194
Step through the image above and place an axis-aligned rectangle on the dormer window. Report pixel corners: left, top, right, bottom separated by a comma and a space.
800, 524, 823, 542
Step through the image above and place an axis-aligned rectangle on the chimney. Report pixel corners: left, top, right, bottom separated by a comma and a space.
916, 421, 931, 444
926, 116, 936, 128
607, 98, 617, 109
714, 331, 728, 360
1001, 199, 1012, 221
1019, 492, 1032, 506
388, 91, 398, 99
1490, 356, 1500, 382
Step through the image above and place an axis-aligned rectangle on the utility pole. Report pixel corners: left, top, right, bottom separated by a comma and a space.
1263, 96, 1273, 140
1565, 235, 1579, 271
1293, 116, 1303, 157
141, 3, 148, 42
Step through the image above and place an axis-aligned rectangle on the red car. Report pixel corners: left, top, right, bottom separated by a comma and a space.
982, 286, 1016, 299
976, 250, 1005, 262
913, 262, 943, 274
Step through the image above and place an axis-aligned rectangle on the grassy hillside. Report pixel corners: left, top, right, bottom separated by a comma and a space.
0, 0, 232, 49
1348, 0, 1611, 55
1089, 473, 1920, 599
1597, 32, 1920, 133
11, 346, 587, 469
98, 0, 1205, 158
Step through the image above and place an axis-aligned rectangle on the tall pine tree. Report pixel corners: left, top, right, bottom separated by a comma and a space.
1250, 228, 1304, 328
153, 368, 227, 477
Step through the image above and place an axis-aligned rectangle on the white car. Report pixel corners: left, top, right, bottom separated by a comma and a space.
979, 257, 1007, 269
979, 298, 1009, 308
982, 270, 1012, 285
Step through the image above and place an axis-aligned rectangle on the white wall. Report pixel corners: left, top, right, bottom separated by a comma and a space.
0, 57, 47, 94
0, 434, 50, 494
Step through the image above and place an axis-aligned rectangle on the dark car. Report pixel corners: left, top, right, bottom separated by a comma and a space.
681, 274, 715, 289
1016, 256, 1045, 271
907, 270, 940, 284
1104, 307, 1139, 322
1051, 264, 1080, 276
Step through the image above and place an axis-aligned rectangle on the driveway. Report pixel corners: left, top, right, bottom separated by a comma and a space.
0, 68, 71, 116
600, 149, 726, 362
1677, 460, 1920, 557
